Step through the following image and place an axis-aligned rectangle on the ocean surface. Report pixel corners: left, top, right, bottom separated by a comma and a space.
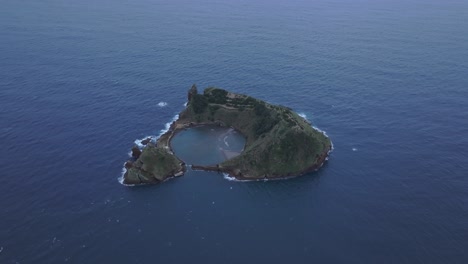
1, 0, 468, 263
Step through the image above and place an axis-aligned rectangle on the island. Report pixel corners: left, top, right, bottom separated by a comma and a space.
123, 85, 332, 185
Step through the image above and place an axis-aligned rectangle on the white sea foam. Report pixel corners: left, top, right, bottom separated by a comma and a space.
298, 112, 308, 121
120, 114, 180, 186
223, 136, 229, 147
118, 164, 129, 185
134, 138, 152, 149
222, 173, 269, 182
312, 125, 334, 153
223, 173, 240, 181
162, 114, 179, 135
132, 114, 179, 149
157, 102, 168, 107
223, 173, 301, 182
312, 125, 326, 136
295, 111, 329, 139
297, 112, 312, 124
352, 148, 358, 151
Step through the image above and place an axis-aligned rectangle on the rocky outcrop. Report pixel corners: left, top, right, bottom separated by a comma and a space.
187, 84, 198, 102
141, 137, 151, 145
131, 146, 142, 159
124, 146, 185, 185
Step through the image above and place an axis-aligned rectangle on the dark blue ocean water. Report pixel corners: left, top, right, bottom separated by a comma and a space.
1, 0, 468, 263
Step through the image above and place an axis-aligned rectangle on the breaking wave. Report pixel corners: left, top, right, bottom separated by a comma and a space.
120, 114, 180, 185
157, 102, 168, 107
298, 111, 333, 153
223, 173, 300, 182
118, 164, 132, 186
298, 112, 308, 121
132, 114, 179, 149
222, 173, 265, 182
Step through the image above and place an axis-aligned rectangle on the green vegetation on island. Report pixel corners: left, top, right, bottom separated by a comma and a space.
123, 85, 332, 185
124, 144, 184, 184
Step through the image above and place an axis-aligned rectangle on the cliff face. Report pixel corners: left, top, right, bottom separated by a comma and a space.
187, 84, 198, 102
123, 86, 332, 185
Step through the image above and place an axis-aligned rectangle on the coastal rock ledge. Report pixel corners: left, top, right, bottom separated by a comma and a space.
123, 85, 332, 185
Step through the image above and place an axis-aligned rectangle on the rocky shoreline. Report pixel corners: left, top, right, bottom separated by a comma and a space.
122, 119, 231, 185
124, 117, 332, 184
191, 143, 332, 180
122, 86, 332, 185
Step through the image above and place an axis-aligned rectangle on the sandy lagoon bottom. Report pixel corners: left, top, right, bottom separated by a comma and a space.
170, 126, 246, 166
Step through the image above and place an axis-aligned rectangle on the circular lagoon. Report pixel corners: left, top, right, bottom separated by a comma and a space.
171, 126, 246, 165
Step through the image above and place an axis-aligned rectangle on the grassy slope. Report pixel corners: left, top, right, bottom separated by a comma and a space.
180, 87, 331, 178
124, 145, 183, 184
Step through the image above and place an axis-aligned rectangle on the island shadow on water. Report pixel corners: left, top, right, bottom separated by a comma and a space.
170, 125, 246, 166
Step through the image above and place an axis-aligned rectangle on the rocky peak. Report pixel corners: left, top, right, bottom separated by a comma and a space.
187, 84, 198, 102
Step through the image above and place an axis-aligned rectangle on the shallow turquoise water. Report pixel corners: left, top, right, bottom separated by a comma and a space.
171, 126, 246, 165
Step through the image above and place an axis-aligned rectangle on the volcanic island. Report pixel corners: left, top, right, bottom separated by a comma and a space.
122, 85, 332, 185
